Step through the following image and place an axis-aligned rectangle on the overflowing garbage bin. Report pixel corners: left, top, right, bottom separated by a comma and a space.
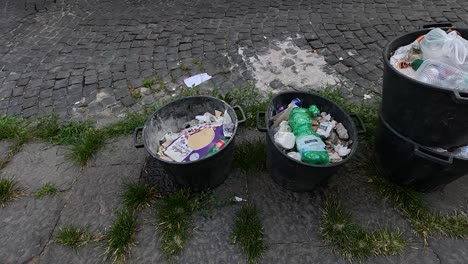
382, 24, 468, 148
257, 92, 364, 192
377, 23, 468, 191
134, 96, 245, 191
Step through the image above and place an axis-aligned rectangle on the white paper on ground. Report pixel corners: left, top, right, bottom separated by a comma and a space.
233, 196, 246, 202
184, 73, 212, 88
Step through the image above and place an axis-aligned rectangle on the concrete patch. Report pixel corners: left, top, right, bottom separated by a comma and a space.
239, 37, 342, 93
0, 142, 79, 192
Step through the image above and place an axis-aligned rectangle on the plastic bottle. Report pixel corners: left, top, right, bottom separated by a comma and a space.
415, 59, 468, 91
289, 106, 329, 165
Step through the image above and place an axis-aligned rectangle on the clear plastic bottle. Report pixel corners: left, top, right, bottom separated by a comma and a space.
415, 59, 468, 91
289, 106, 329, 165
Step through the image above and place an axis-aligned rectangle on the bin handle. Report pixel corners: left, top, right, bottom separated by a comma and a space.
422, 23, 453, 29
233, 105, 246, 124
349, 112, 366, 134
453, 90, 468, 102
256, 112, 267, 132
133, 126, 144, 148
414, 146, 453, 165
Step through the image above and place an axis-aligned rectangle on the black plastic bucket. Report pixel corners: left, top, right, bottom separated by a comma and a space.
134, 96, 246, 191
382, 23, 468, 148
256, 91, 364, 192
374, 114, 468, 192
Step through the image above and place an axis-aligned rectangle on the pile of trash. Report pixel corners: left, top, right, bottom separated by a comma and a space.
157, 110, 234, 162
271, 98, 352, 165
390, 28, 468, 90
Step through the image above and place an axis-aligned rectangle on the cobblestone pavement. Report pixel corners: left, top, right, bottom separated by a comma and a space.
0, 129, 467, 263
1, 0, 468, 122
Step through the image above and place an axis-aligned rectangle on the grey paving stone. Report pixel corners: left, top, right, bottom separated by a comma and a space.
364, 246, 440, 264
248, 172, 322, 243
0, 142, 79, 192
0, 140, 12, 161
423, 173, 468, 214
327, 160, 417, 239
428, 237, 468, 264
58, 163, 142, 233
0, 195, 64, 264
40, 243, 107, 264
127, 223, 166, 264
261, 243, 345, 264
88, 136, 147, 167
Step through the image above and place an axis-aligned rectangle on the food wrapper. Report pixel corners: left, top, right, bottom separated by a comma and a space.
164, 124, 225, 162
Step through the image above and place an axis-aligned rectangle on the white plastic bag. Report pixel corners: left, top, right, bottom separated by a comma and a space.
421, 28, 468, 71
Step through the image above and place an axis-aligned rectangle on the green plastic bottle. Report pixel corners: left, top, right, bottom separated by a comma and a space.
289, 106, 329, 165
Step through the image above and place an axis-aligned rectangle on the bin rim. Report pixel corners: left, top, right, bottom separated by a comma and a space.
141, 95, 239, 165
382, 27, 468, 95
266, 91, 359, 168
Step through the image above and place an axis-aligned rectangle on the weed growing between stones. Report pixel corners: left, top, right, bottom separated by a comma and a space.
155, 190, 195, 260
105, 209, 138, 263
103, 112, 147, 138
69, 129, 106, 167
231, 203, 266, 264
54, 225, 97, 248
0, 115, 29, 140
142, 78, 155, 88
0, 177, 23, 207
234, 139, 266, 172
179, 64, 188, 72
320, 197, 406, 260
36, 115, 93, 145
120, 182, 157, 211
34, 182, 58, 199
0, 116, 32, 170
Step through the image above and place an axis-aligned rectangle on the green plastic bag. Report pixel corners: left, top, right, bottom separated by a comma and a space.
289, 106, 329, 165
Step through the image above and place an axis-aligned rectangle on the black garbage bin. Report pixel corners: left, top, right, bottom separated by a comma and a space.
382, 24, 468, 148
374, 115, 468, 192
134, 96, 246, 191
257, 91, 364, 192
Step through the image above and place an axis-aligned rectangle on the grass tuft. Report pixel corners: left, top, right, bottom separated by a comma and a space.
35, 182, 59, 199
55, 225, 96, 248
231, 204, 266, 264
104, 112, 147, 138
156, 190, 196, 259
234, 139, 266, 172
142, 78, 155, 88
36, 116, 93, 145
0, 115, 30, 140
121, 182, 157, 211
105, 209, 138, 263
0, 177, 23, 207
69, 129, 106, 167
320, 198, 406, 260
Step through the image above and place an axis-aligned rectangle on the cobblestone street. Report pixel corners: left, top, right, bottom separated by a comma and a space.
1, 1, 468, 264
2, 0, 468, 121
